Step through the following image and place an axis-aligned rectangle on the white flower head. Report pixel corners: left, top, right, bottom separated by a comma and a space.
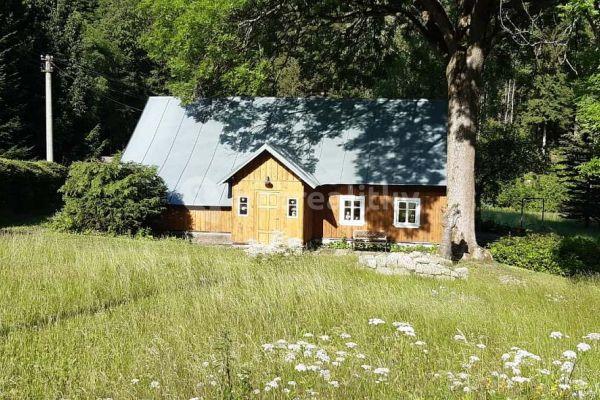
295, 363, 307, 372
356, 353, 366, 359
329, 380, 340, 388
361, 364, 372, 370
287, 381, 296, 386
318, 335, 330, 341
150, 381, 160, 389
550, 331, 564, 339
262, 343, 275, 352
345, 342, 358, 349
561, 361, 575, 373
511, 376, 531, 384
394, 322, 416, 337
454, 334, 467, 343
563, 350, 577, 360
368, 318, 386, 326
577, 342, 591, 352
583, 332, 599, 341
476, 343, 487, 349
130, 378, 139, 385
373, 367, 390, 375
539, 368, 551, 375
303, 333, 314, 338
340, 332, 351, 339
414, 341, 426, 346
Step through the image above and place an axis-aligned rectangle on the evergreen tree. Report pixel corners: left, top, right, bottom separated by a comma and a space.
0, 1, 30, 158
559, 74, 600, 225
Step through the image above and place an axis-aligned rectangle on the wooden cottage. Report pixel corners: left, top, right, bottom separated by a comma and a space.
122, 97, 447, 245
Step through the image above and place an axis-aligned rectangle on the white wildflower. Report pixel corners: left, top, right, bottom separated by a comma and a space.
476, 343, 487, 349
283, 388, 290, 394
150, 381, 160, 389
414, 341, 426, 346
332, 361, 340, 367
287, 343, 301, 352
453, 334, 467, 342
368, 318, 385, 325
561, 361, 575, 373
356, 353, 366, 359
563, 350, 577, 360
252, 389, 260, 395
209, 381, 217, 387
394, 322, 416, 337
340, 332, 351, 339
577, 342, 591, 352
303, 333, 314, 338
463, 387, 471, 393
373, 367, 390, 375
552, 360, 563, 366
295, 363, 307, 372
201, 361, 210, 367
583, 332, 599, 341
130, 379, 139, 385
262, 343, 275, 352
511, 376, 531, 383
346, 342, 358, 349
501, 353, 511, 361
316, 349, 330, 363
320, 369, 331, 381
318, 335, 330, 341
539, 368, 551, 375
361, 364, 372, 370
284, 352, 296, 363
559, 383, 571, 391
550, 331, 564, 339
307, 365, 320, 372
335, 351, 348, 357
329, 380, 340, 388
572, 379, 588, 388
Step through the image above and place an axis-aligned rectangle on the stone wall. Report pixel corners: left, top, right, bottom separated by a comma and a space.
358, 252, 468, 280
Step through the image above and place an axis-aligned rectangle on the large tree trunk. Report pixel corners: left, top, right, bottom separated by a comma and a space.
443, 45, 489, 260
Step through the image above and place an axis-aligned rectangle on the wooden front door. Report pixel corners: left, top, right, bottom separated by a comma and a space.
256, 191, 281, 244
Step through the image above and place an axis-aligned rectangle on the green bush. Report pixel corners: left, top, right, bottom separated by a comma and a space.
51, 158, 167, 235
496, 172, 567, 212
489, 233, 600, 276
0, 158, 67, 218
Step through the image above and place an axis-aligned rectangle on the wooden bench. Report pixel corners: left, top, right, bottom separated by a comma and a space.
352, 230, 390, 252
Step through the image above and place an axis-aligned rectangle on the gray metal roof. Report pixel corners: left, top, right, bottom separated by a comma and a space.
122, 96, 447, 207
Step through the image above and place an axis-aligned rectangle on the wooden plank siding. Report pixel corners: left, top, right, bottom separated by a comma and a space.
160, 206, 232, 233
308, 185, 447, 244
230, 153, 306, 244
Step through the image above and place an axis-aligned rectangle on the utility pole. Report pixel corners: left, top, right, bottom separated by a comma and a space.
41, 54, 54, 162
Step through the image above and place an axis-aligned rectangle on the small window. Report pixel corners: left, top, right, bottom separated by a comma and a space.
339, 195, 365, 226
238, 196, 249, 216
287, 198, 298, 218
394, 197, 420, 228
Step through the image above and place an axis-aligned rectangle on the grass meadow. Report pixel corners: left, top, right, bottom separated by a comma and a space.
481, 207, 600, 240
0, 227, 599, 399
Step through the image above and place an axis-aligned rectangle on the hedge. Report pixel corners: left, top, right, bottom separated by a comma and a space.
0, 158, 67, 218
489, 233, 600, 276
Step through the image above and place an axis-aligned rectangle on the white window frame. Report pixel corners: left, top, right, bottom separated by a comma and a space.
339, 195, 366, 226
238, 195, 249, 217
393, 197, 421, 228
287, 197, 299, 219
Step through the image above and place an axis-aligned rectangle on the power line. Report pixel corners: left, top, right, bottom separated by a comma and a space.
52, 63, 144, 112
52, 58, 148, 103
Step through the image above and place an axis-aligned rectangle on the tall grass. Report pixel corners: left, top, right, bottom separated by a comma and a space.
0, 228, 598, 398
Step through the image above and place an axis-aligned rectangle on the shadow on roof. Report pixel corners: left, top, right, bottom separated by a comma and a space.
184, 97, 447, 185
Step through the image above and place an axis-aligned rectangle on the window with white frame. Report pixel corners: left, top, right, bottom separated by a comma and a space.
394, 197, 421, 228
287, 198, 298, 218
238, 196, 249, 216
339, 195, 365, 226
